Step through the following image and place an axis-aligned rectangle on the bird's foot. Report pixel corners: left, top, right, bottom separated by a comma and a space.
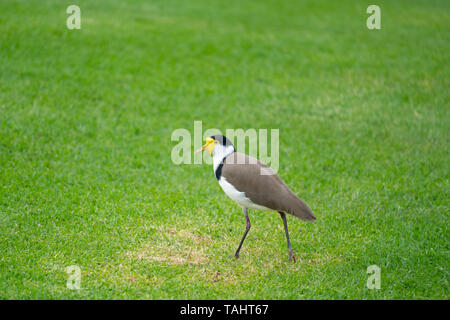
289, 254, 296, 263
234, 253, 240, 259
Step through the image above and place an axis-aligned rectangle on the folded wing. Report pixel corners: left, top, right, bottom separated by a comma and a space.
222, 152, 316, 221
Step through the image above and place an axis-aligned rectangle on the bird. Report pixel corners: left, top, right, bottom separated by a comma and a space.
196, 134, 316, 262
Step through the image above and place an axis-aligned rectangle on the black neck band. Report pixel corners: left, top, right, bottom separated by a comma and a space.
215, 162, 224, 181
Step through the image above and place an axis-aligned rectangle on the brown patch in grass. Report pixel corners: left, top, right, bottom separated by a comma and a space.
166, 228, 212, 244
126, 228, 211, 265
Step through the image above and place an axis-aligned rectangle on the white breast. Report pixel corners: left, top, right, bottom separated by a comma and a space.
218, 176, 271, 211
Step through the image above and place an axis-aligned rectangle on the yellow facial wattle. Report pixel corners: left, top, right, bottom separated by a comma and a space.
197, 137, 215, 155
207, 140, 215, 154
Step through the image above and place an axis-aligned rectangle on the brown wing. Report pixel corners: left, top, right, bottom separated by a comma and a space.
221, 152, 316, 221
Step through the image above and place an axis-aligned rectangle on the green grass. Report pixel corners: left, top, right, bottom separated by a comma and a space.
0, 0, 449, 299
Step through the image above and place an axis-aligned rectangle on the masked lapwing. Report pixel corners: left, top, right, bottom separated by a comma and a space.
196, 135, 316, 262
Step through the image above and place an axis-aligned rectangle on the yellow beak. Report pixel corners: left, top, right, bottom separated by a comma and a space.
195, 137, 215, 155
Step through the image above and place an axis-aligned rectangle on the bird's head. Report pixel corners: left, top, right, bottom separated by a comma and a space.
196, 135, 235, 156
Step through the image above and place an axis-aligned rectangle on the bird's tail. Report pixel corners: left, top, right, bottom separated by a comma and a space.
284, 192, 316, 222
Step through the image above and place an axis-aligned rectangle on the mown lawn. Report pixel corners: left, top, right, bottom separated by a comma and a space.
0, 0, 448, 299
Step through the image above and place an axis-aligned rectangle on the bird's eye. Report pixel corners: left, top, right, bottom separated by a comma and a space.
215, 140, 219, 144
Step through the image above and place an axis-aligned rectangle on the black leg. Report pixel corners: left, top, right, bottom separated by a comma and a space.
234, 207, 251, 258
279, 212, 296, 263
